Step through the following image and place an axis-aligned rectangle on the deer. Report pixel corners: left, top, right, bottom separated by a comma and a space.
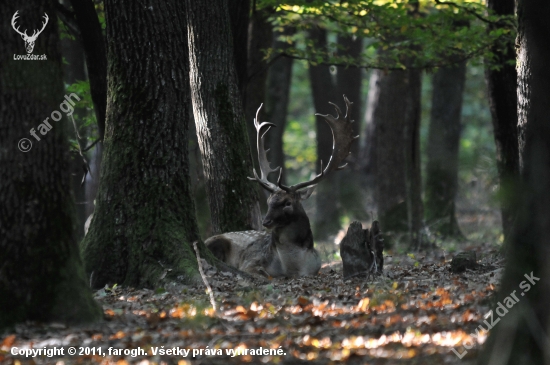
11, 11, 49, 54
206, 95, 358, 278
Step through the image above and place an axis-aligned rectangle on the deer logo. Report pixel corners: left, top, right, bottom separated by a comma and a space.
11, 11, 49, 54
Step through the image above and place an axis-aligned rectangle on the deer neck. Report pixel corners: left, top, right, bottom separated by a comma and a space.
271, 214, 314, 250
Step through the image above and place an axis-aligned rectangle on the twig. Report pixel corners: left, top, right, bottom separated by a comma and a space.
193, 241, 217, 312
82, 138, 101, 152
70, 115, 93, 182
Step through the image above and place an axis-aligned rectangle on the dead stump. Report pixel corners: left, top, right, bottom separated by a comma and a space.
340, 220, 383, 279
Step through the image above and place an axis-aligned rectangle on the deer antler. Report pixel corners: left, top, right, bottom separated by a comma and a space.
11, 11, 27, 38
249, 96, 358, 195
280, 95, 358, 193
11, 12, 48, 39
248, 104, 282, 193
32, 13, 49, 39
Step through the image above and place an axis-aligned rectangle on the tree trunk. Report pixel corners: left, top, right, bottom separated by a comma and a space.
186, 0, 262, 234
228, 0, 250, 100
335, 35, 362, 159
245, 8, 272, 175
0, 0, 101, 327
478, 1, 550, 364
266, 27, 294, 186
60, 7, 88, 241
81, 0, 202, 288
424, 61, 467, 238
362, 70, 379, 178
308, 26, 341, 239
485, 0, 520, 245
69, 0, 107, 230
69, 0, 106, 141
366, 67, 423, 247
335, 34, 366, 220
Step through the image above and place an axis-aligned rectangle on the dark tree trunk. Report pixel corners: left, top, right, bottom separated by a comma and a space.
424, 61, 467, 238
266, 27, 294, 186
82, 0, 202, 288
335, 34, 366, 220
69, 0, 107, 231
228, 0, 250, 100
308, 26, 341, 239
365, 67, 423, 247
486, 0, 520, 245
478, 1, 550, 363
403, 68, 423, 249
336, 35, 362, 159
60, 8, 88, 241
0, 0, 101, 327
186, 0, 262, 234
69, 0, 106, 141
245, 8, 272, 174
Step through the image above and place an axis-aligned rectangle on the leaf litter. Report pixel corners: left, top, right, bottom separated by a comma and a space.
0, 245, 504, 365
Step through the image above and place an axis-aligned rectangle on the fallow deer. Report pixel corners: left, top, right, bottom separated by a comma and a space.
206, 96, 357, 277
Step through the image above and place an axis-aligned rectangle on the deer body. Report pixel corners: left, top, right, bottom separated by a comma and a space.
206, 191, 322, 277
207, 96, 357, 277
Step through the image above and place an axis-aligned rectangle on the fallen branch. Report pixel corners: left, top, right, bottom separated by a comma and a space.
193, 241, 217, 312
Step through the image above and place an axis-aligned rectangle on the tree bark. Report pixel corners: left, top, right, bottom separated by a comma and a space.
478, 1, 550, 364
335, 34, 366, 221
266, 27, 294, 186
308, 26, 341, 239
485, 0, 520, 245
69, 0, 106, 141
69, 0, 107, 232
186, 0, 262, 234
336, 35, 362, 159
81, 0, 203, 288
228, 0, 250, 100
60, 7, 89, 241
245, 8, 272, 175
424, 61, 467, 238
365, 67, 423, 247
0, 0, 101, 327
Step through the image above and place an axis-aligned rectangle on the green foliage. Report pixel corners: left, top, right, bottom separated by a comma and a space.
260, 0, 515, 71
66, 80, 98, 152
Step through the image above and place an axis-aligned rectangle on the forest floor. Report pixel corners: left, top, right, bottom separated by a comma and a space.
1, 229, 504, 365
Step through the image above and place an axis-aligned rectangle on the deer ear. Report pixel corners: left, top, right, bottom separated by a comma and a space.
298, 187, 315, 200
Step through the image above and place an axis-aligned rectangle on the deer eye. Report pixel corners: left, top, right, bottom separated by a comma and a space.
285, 201, 292, 207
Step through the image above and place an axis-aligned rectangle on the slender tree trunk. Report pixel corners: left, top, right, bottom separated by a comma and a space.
60, 9, 88, 241
69, 0, 106, 141
69, 0, 107, 228
403, 68, 423, 249
0, 0, 101, 327
228, 0, 250, 100
266, 27, 294, 186
186, 0, 262, 234
365, 67, 422, 246
486, 0, 520, 245
335, 34, 366, 220
245, 8, 272, 174
478, 1, 550, 364
82, 0, 202, 288
308, 26, 341, 239
362, 70, 379, 178
336, 35, 362, 159
424, 61, 467, 238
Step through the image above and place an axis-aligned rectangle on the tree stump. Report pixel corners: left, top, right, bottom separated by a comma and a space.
340, 221, 384, 279
450, 251, 477, 273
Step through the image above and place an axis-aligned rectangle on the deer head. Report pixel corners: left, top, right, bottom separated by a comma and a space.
249, 95, 358, 233
11, 11, 49, 54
